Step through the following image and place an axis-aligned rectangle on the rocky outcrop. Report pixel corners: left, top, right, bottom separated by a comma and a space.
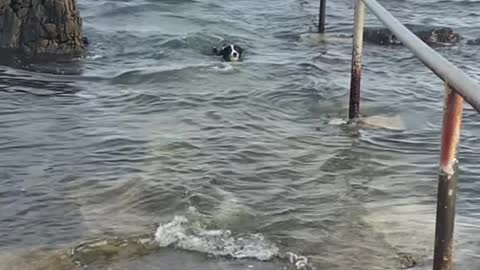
0, 0, 86, 56
363, 24, 460, 46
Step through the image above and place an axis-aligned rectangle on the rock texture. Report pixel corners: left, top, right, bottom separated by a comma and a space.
363, 25, 460, 46
0, 0, 85, 56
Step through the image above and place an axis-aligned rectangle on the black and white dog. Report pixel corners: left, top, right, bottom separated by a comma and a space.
213, 44, 243, 62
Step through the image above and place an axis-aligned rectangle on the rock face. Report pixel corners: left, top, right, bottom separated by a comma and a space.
0, 0, 85, 56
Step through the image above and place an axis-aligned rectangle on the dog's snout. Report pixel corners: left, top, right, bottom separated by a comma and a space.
232, 52, 238, 58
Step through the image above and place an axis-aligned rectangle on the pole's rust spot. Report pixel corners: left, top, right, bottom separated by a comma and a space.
348, 0, 365, 120
440, 85, 464, 174
433, 84, 463, 270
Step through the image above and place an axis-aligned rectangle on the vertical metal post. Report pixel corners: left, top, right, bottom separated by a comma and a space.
348, 0, 365, 120
318, 0, 326, 33
433, 84, 464, 270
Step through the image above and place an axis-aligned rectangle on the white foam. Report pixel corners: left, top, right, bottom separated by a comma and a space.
328, 118, 348, 126
155, 215, 279, 261
287, 252, 310, 270
87, 54, 104, 60
213, 63, 234, 72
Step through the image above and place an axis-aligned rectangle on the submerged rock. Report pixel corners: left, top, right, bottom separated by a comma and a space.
397, 252, 418, 269
0, 0, 86, 56
0, 250, 80, 270
363, 24, 460, 46
467, 38, 480, 45
69, 234, 159, 267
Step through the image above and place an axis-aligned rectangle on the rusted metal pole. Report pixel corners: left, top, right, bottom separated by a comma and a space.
348, 0, 365, 120
318, 0, 326, 33
433, 84, 464, 270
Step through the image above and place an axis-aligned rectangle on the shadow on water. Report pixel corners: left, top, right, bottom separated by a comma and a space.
0, 51, 86, 96
0, 72, 81, 96
0, 50, 85, 75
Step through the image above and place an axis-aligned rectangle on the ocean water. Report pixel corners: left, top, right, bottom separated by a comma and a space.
0, 0, 480, 269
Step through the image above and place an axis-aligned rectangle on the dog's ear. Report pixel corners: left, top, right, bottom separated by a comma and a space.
213, 47, 220, 55
234, 45, 243, 54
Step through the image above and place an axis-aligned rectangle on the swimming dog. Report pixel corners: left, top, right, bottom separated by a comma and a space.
213, 44, 243, 62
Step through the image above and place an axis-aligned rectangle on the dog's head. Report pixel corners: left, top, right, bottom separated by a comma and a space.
214, 44, 243, 62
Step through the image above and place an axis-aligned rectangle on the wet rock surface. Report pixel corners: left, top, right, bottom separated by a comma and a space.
363, 24, 460, 46
68, 235, 160, 268
0, 0, 85, 56
397, 253, 418, 269
0, 250, 80, 270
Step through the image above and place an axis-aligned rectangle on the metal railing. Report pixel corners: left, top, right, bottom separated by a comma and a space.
319, 0, 480, 269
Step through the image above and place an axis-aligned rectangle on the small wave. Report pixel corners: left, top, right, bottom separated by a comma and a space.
110, 64, 212, 85
155, 215, 279, 261
154, 209, 313, 269
160, 32, 227, 55
213, 63, 235, 72
0, 72, 81, 96
328, 118, 348, 126
299, 32, 352, 46
87, 54, 104, 60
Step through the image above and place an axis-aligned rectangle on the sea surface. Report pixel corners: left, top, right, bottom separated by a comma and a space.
1, 0, 480, 269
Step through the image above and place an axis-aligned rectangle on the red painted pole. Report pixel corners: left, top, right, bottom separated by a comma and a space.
433, 84, 464, 270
